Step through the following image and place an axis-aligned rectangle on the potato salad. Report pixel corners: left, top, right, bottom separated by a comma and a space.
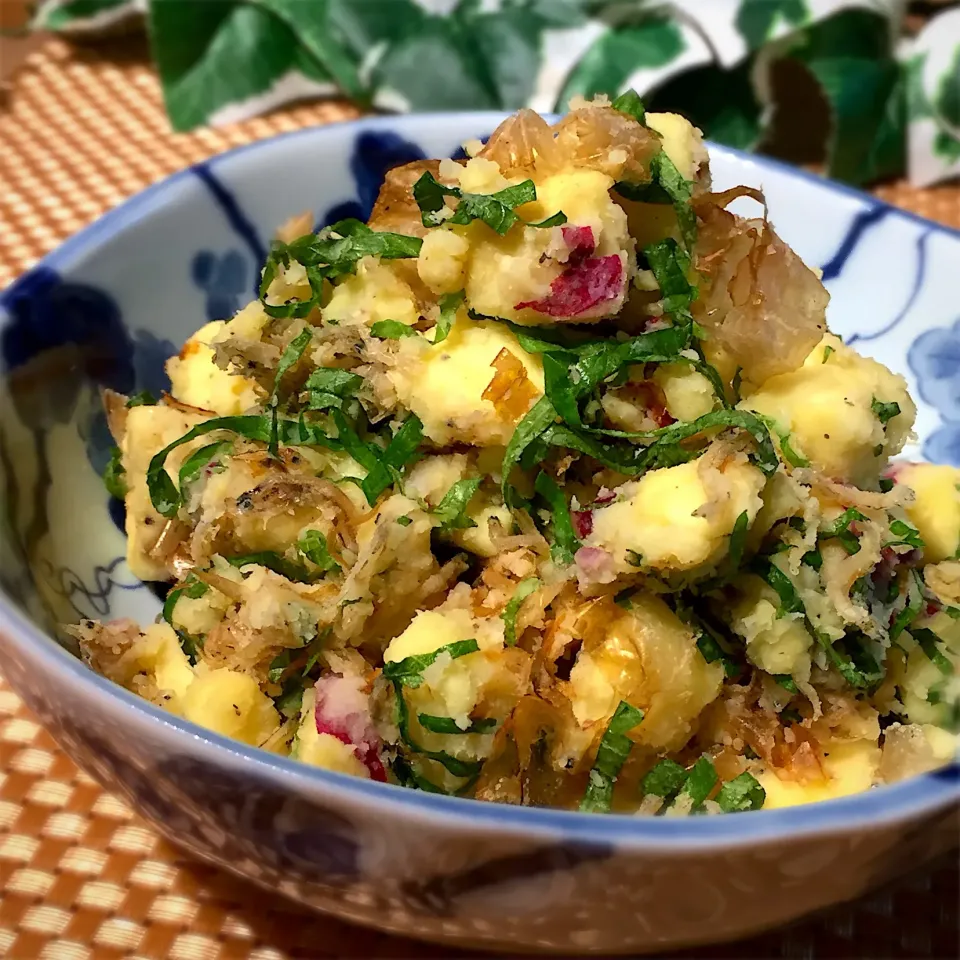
75, 96, 960, 815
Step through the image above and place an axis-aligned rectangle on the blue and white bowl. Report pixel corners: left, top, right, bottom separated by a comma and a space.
0, 114, 957, 954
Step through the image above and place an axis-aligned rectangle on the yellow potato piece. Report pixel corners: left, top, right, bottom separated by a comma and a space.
166, 319, 261, 416
758, 740, 881, 810
121, 404, 206, 581
293, 690, 369, 778
897, 463, 960, 563
132, 623, 195, 701
645, 112, 708, 181
180, 669, 279, 746
653, 362, 717, 422
388, 316, 544, 447
568, 594, 722, 753
742, 334, 915, 486
729, 578, 813, 681
586, 458, 765, 574
325, 258, 420, 328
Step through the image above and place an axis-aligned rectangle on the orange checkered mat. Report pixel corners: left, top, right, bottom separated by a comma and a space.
0, 37, 958, 960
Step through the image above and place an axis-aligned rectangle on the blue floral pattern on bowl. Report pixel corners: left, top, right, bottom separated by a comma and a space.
191, 249, 250, 321
0, 115, 958, 954
323, 131, 426, 226
909, 317, 960, 464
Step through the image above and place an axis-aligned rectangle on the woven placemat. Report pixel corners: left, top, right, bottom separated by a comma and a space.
0, 37, 958, 960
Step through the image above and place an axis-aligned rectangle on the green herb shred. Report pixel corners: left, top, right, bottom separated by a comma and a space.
890, 569, 924, 642
259, 219, 421, 318
501, 577, 541, 646
227, 551, 314, 582
147, 414, 339, 517
871, 397, 901, 426
728, 511, 751, 569
177, 439, 232, 502
126, 390, 156, 407
162, 577, 209, 664
432, 290, 465, 344
884, 519, 924, 551
614, 152, 696, 250
534, 471, 580, 565
611, 88, 646, 124
382, 639, 481, 689
305, 367, 363, 410
679, 756, 718, 810
773, 674, 799, 694
413, 172, 538, 235
820, 508, 868, 555
102, 446, 127, 500
716, 772, 766, 813
392, 680, 483, 782
641, 758, 687, 800
910, 627, 954, 676
752, 558, 877, 688
369, 319, 421, 339
579, 701, 644, 813
297, 529, 341, 574
432, 478, 481, 530
416, 714, 498, 735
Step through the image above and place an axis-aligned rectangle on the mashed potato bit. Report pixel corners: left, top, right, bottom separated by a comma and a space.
387, 316, 544, 446
167, 320, 262, 416
325, 257, 421, 328
384, 603, 504, 729
462, 167, 632, 325
645, 112, 708, 181
743, 334, 916, 486
729, 578, 814, 682
131, 623, 196, 701
897, 463, 960, 563
121, 404, 208, 581
586, 458, 765, 574
757, 740, 881, 810
180, 668, 280, 746
653, 363, 717, 422
293, 687, 371, 777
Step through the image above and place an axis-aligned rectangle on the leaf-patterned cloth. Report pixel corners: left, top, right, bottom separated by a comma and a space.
31, 0, 960, 188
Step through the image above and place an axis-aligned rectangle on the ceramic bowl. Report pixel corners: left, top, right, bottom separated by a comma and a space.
0, 113, 958, 955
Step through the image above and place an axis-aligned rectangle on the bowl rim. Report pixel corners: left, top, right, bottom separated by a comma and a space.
1, 111, 958, 848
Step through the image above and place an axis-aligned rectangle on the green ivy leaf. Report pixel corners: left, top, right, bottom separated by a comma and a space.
326, 0, 426, 56
471, 7, 542, 110
934, 46, 960, 130
935, 130, 960, 163
905, 54, 933, 122
557, 16, 685, 108
373, 16, 498, 110
147, 0, 337, 132
787, 10, 905, 185
646, 59, 763, 151
33, 0, 138, 32
251, 0, 363, 100
736, 0, 808, 51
